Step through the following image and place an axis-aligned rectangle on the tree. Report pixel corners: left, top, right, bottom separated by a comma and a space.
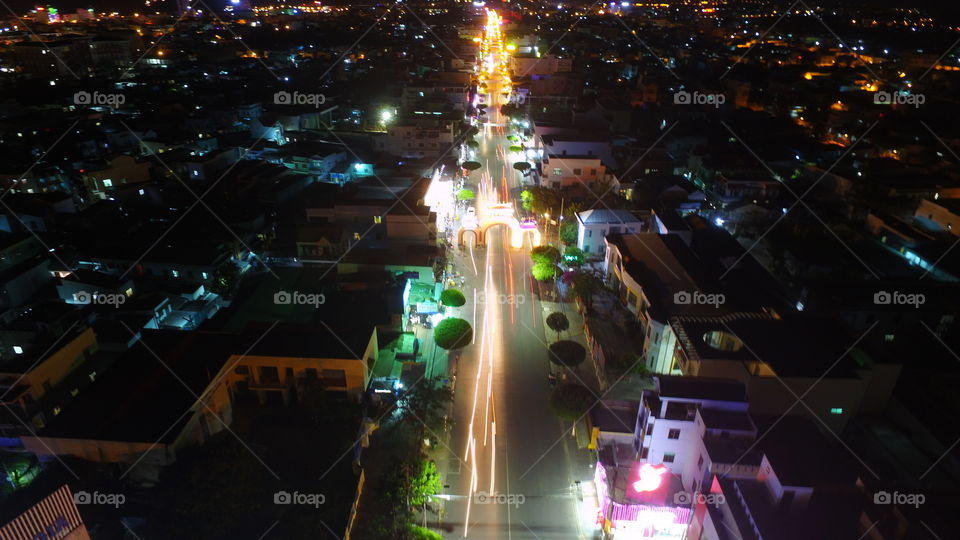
434, 318, 473, 350
560, 222, 577, 245
462, 161, 482, 172
531, 245, 561, 265
532, 262, 561, 281
209, 261, 240, 299
408, 525, 444, 540
549, 383, 595, 421
410, 460, 442, 507
513, 161, 531, 173
457, 188, 475, 201
546, 312, 569, 341
440, 289, 466, 307
465, 139, 479, 149
570, 272, 602, 311
398, 378, 454, 435
563, 246, 585, 267
549, 340, 586, 367
509, 145, 523, 153
520, 189, 533, 211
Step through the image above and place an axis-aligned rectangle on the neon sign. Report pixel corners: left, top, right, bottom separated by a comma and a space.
632, 463, 668, 493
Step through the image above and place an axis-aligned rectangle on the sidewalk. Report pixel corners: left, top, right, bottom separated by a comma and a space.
537, 289, 602, 392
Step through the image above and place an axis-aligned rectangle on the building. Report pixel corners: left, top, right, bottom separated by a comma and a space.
0, 485, 90, 540
576, 209, 647, 257
377, 118, 458, 158
541, 153, 616, 191
915, 197, 960, 236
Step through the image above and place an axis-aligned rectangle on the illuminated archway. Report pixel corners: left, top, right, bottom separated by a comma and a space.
456, 216, 541, 249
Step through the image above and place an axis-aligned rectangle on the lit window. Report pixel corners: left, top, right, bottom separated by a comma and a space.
884, 334, 895, 342
53, 407, 61, 416
830, 407, 843, 415
662, 453, 675, 463
102, 179, 113, 187
374, 216, 382, 224
139, 188, 145, 195
171, 270, 180, 278
70, 388, 79, 397
668, 429, 681, 439
89, 371, 96, 382
13, 346, 23, 354
553, 168, 562, 176
353, 232, 361, 240
202, 272, 209, 280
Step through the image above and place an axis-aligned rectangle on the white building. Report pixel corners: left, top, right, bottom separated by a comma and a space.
576, 209, 646, 257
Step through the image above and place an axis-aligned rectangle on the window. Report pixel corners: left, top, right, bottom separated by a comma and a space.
553, 168, 562, 176
830, 407, 844, 415
139, 188, 145, 195
13, 346, 23, 354
697, 454, 704, 469
374, 216, 382, 224
102, 179, 113, 187
884, 334, 895, 342
353, 232, 361, 240
640, 447, 649, 459
89, 371, 97, 382
646, 424, 654, 436
171, 269, 180, 278
202, 272, 209, 280
588, 230, 593, 238
590, 169, 597, 175
573, 168, 582, 175
663, 453, 676, 463
668, 429, 681, 439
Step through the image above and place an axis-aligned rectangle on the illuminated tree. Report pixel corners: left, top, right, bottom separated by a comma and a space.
434, 318, 473, 350
532, 262, 561, 281
513, 161, 531, 173
560, 222, 577, 245
530, 245, 561, 266
462, 161, 482, 172
440, 289, 466, 307
563, 246, 585, 267
457, 189, 475, 201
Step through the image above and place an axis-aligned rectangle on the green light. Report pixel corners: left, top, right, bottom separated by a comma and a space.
830, 407, 843, 415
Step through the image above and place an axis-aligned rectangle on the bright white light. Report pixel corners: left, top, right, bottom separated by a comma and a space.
381, 110, 393, 122
714, 217, 725, 227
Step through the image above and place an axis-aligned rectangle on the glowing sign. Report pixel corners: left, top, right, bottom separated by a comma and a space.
632, 464, 668, 493
520, 219, 537, 229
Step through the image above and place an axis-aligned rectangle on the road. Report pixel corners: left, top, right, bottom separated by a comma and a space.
434, 9, 596, 540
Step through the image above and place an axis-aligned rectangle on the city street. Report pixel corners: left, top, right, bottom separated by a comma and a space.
435, 10, 596, 539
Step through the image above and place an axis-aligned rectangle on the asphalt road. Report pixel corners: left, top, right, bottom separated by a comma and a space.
434, 16, 597, 538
